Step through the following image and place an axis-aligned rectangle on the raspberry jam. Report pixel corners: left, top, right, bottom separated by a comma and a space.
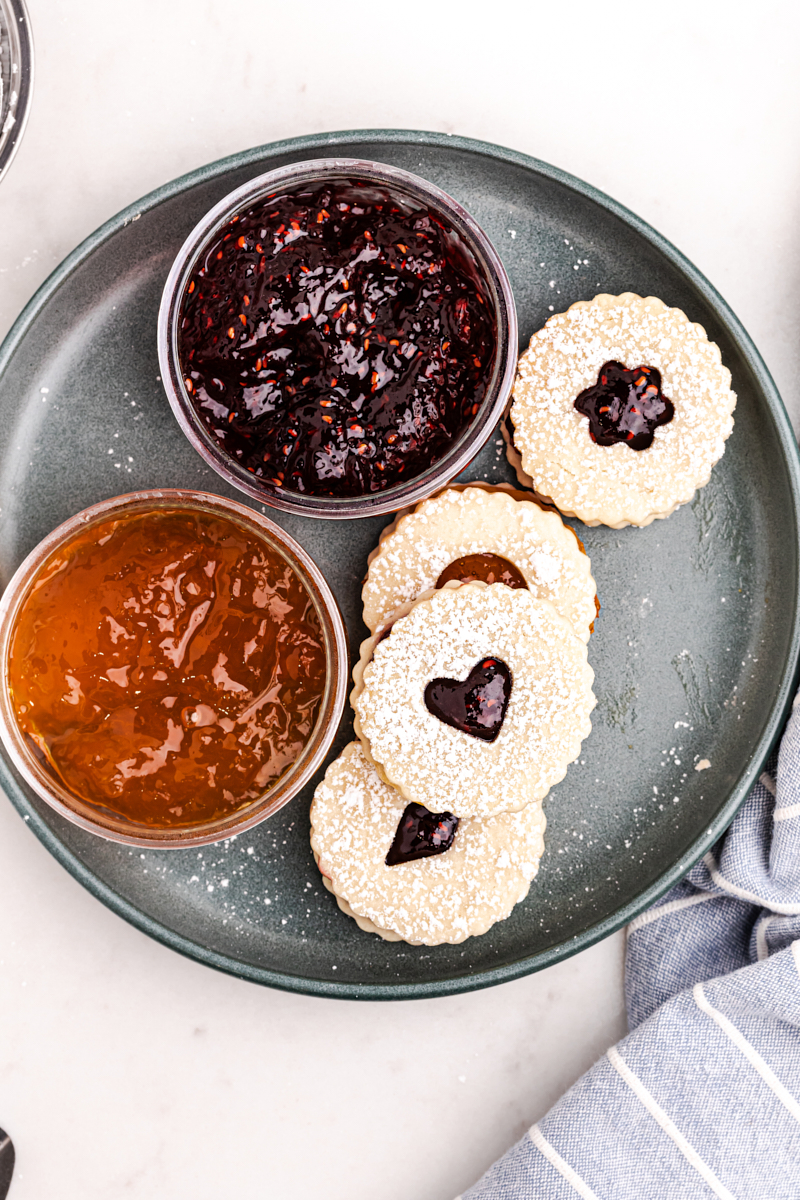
424, 657, 512, 742
7, 508, 327, 829
574, 360, 674, 450
385, 802, 459, 866
177, 178, 497, 498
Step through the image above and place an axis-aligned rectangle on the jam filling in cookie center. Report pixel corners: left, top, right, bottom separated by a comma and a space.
574, 360, 674, 450
424, 657, 511, 742
435, 552, 527, 590
385, 801, 460, 866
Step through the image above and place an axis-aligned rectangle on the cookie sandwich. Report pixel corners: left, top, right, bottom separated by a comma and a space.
508, 293, 737, 528
352, 580, 595, 820
362, 484, 598, 642
310, 741, 546, 946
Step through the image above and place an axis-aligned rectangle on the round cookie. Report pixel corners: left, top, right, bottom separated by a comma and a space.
352, 581, 595, 819
310, 741, 547, 946
362, 484, 598, 642
509, 293, 737, 528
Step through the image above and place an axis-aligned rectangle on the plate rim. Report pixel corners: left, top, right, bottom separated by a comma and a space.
1, 127, 799, 1000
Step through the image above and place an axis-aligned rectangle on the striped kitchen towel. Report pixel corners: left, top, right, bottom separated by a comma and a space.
460, 694, 800, 1200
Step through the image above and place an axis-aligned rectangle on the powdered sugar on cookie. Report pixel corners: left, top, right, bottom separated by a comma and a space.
310, 742, 546, 945
362, 485, 597, 641
352, 582, 595, 818
510, 293, 736, 528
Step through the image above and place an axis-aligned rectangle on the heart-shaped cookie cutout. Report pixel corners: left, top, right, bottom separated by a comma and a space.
385, 802, 460, 866
424, 657, 511, 742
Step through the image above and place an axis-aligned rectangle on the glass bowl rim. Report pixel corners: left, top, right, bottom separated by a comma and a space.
0, 0, 34, 182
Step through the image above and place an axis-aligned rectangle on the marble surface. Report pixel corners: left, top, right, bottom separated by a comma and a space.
0, 1, 798, 1196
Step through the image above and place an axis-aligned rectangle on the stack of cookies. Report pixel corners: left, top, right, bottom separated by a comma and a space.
310, 485, 598, 946
310, 292, 738, 947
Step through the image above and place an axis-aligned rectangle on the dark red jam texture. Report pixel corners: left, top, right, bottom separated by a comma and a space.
424, 657, 511, 743
178, 178, 497, 498
385, 802, 459, 866
436, 552, 527, 591
574, 361, 674, 450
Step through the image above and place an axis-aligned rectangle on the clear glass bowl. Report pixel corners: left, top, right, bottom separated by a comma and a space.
0, 490, 349, 848
0, 0, 33, 182
158, 158, 518, 520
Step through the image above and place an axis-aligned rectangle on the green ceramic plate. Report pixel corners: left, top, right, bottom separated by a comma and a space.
0, 131, 798, 999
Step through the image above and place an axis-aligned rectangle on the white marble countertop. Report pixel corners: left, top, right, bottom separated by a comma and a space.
0, 2, 798, 1196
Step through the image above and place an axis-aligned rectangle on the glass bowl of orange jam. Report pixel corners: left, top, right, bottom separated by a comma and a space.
0, 490, 348, 847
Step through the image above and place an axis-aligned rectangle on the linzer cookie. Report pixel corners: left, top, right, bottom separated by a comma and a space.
352, 581, 595, 819
508, 293, 736, 528
310, 741, 546, 945
362, 485, 598, 642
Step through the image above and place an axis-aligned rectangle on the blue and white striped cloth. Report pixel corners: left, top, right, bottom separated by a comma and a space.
461, 694, 800, 1199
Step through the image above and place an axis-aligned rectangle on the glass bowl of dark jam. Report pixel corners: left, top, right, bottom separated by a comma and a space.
158, 160, 517, 519
0, 489, 349, 848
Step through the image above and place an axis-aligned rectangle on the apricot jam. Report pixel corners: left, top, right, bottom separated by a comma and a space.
7, 507, 326, 828
177, 178, 497, 498
435, 552, 527, 590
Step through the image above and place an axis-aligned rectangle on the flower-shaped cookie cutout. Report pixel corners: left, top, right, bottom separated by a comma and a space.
508, 293, 736, 528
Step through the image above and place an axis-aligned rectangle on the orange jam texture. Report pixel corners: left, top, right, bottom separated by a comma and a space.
8, 508, 327, 828
435, 552, 528, 591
